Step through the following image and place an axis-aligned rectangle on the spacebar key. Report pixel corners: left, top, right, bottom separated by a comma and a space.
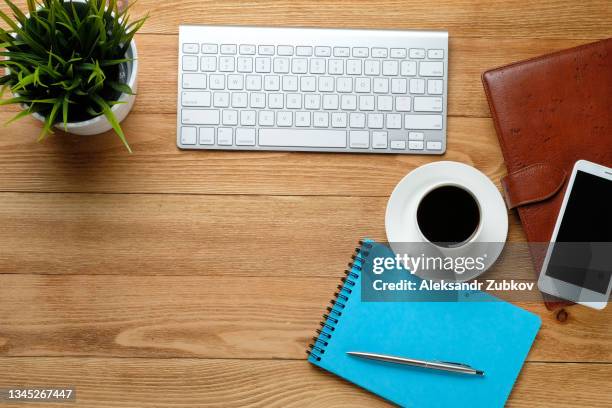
259, 129, 347, 148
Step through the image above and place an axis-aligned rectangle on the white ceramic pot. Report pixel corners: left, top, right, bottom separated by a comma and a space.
27, 0, 138, 135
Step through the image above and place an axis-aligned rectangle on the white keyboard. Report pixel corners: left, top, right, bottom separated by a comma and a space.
177, 25, 448, 154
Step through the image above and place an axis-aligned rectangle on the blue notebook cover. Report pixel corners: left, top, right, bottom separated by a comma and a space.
308, 240, 541, 407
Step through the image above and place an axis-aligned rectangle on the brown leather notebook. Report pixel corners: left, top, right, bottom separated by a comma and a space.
482, 38, 612, 309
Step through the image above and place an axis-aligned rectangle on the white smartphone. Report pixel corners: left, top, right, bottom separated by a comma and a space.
538, 160, 612, 309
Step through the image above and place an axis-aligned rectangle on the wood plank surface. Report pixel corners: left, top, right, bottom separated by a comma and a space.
0, 192, 526, 275
1, 275, 609, 362
0, 358, 609, 408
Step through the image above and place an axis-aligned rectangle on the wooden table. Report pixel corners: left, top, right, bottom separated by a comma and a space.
0, 1, 610, 406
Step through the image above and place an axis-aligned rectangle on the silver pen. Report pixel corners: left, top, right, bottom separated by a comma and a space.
347, 351, 485, 376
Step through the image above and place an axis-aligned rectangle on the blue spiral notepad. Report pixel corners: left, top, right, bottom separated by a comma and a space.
308, 240, 541, 407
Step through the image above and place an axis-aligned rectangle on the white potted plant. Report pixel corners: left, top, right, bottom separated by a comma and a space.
0, 0, 147, 152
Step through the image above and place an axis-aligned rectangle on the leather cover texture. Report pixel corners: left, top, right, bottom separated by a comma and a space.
482, 38, 612, 308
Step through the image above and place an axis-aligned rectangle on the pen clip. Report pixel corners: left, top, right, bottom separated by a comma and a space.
439, 361, 474, 368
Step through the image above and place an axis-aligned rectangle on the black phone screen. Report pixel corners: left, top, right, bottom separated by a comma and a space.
545, 170, 612, 294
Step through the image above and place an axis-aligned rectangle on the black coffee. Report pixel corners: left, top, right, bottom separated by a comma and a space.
416, 185, 480, 247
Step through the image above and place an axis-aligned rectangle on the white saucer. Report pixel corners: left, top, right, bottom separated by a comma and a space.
385, 161, 508, 280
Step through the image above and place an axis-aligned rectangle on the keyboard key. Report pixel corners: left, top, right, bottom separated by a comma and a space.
355, 77, 371, 93
201, 56, 217, 72
396, 96, 411, 112
346, 59, 362, 75
372, 131, 388, 148
372, 48, 388, 58
331, 112, 347, 128
209, 74, 225, 90
336, 78, 352, 93
350, 112, 366, 128
390, 48, 406, 58
313, 112, 329, 127
213, 92, 230, 107
364, 60, 380, 76
310, 58, 326, 74
259, 129, 346, 148
182, 109, 220, 125
220, 44, 237, 54
259, 110, 275, 126
300, 76, 316, 92
373, 78, 389, 93
286, 93, 302, 109
250, 92, 266, 108
231, 92, 248, 108
181, 127, 197, 145
315, 46, 331, 57
428, 49, 444, 59
217, 127, 233, 145
328, 59, 344, 75
377, 95, 393, 111
405, 114, 442, 129
227, 74, 244, 90
414, 96, 443, 112
427, 141, 443, 150
258, 45, 275, 55
409, 132, 424, 140
182, 91, 211, 107
419, 61, 444, 77
333, 47, 350, 57
391, 78, 407, 94
341, 94, 357, 110
277, 45, 294, 56
239, 44, 256, 55
273, 58, 290, 73
241, 110, 257, 126
182, 73, 206, 89
245, 75, 262, 91
400, 60, 417, 76
182, 55, 198, 71
219, 56, 235, 72
428, 79, 444, 95
201, 43, 218, 54
282, 76, 298, 91
368, 113, 384, 129
409, 78, 425, 94
319, 76, 334, 92
236, 128, 256, 145
352, 47, 368, 57
268, 93, 284, 108
409, 48, 425, 58
199, 127, 215, 145
255, 57, 271, 73
359, 95, 375, 111
304, 94, 321, 109
295, 111, 311, 127
386, 113, 402, 129
264, 75, 280, 91
183, 43, 199, 53
296, 46, 313, 56
323, 94, 339, 110
222, 109, 238, 125
350, 130, 369, 148
292, 58, 308, 74
382, 60, 399, 76
277, 111, 293, 126
409, 140, 424, 150
237, 57, 253, 73
391, 140, 406, 149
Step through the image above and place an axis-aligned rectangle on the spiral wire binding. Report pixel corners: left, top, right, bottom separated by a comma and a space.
307, 240, 373, 362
